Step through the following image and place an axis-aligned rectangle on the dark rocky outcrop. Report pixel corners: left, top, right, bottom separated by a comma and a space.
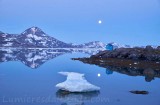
130, 90, 149, 95
157, 46, 160, 50
91, 47, 160, 61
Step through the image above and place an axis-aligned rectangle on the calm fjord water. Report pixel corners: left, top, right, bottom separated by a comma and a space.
0, 49, 159, 105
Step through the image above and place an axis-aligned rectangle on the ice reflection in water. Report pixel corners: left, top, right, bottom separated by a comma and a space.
56, 90, 100, 105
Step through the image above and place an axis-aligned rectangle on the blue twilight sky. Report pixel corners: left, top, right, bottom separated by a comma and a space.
0, 0, 160, 46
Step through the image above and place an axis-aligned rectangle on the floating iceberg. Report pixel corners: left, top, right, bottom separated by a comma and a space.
56, 72, 100, 92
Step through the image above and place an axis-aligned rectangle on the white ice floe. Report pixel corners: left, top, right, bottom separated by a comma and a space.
56, 72, 100, 92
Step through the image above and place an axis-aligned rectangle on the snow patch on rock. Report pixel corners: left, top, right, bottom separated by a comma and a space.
3, 42, 13, 46
27, 34, 42, 40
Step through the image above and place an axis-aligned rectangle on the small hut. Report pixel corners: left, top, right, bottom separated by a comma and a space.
106, 43, 114, 50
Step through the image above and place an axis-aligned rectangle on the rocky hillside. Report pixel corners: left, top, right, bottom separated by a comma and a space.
91, 46, 160, 61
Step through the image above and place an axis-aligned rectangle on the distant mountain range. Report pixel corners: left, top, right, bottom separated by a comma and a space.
106, 42, 159, 49
0, 27, 106, 48
106, 42, 131, 48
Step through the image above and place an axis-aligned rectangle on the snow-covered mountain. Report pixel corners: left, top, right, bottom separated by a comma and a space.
17, 27, 74, 48
107, 42, 160, 49
78, 41, 106, 49
107, 42, 131, 48
0, 27, 105, 49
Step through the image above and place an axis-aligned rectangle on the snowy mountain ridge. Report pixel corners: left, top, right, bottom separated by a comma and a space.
0, 27, 106, 48
107, 42, 159, 49
107, 42, 131, 48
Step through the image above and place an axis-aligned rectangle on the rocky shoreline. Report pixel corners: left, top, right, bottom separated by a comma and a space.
91, 46, 160, 61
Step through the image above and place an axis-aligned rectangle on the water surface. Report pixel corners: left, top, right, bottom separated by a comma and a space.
0, 49, 159, 105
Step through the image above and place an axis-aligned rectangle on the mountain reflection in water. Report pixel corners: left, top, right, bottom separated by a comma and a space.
0, 48, 102, 69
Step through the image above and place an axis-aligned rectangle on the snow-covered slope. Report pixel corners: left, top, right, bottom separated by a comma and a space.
107, 42, 131, 48
77, 41, 106, 49
56, 72, 100, 92
107, 42, 160, 49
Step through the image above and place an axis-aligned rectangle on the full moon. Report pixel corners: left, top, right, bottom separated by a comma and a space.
97, 73, 101, 77
98, 20, 102, 24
